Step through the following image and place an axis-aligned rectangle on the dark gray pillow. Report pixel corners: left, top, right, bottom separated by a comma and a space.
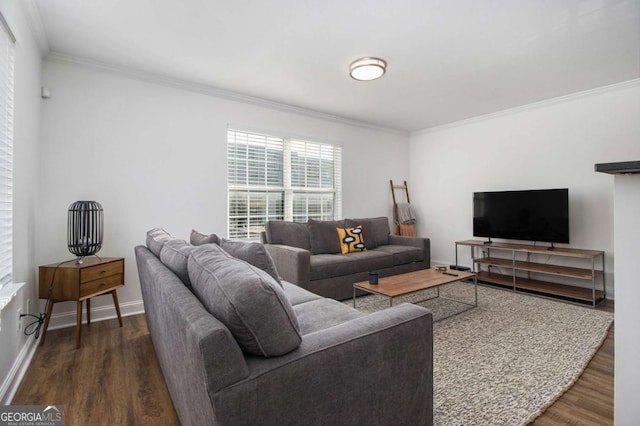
345, 217, 390, 249
188, 244, 301, 357
220, 240, 282, 287
265, 221, 311, 250
308, 219, 346, 255
160, 239, 196, 291
190, 229, 220, 246
146, 228, 174, 257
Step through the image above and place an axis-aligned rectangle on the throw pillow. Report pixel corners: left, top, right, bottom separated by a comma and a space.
146, 228, 174, 257
220, 239, 282, 287
190, 229, 220, 246
336, 226, 367, 254
265, 221, 311, 250
308, 219, 346, 254
188, 244, 302, 357
345, 217, 390, 249
159, 239, 197, 291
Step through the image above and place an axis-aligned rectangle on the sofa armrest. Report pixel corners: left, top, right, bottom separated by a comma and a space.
389, 235, 431, 266
213, 303, 433, 425
389, 234, 429, 249
264, 244, 311, 287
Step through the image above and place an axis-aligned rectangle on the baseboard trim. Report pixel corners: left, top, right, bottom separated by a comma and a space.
47, 300, 145, 330
0, 335, 37, 404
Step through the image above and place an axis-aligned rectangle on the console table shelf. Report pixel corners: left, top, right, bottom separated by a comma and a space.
455, 240, 606, 307
476, 272, 605, 302
474, 257, 603, 279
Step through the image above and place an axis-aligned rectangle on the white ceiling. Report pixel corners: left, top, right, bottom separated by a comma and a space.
33, 0, 640, 132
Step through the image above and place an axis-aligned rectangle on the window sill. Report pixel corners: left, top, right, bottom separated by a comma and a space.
0, 282, 26, 312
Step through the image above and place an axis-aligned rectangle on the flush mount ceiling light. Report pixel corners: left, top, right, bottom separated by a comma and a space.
349, 57, 387, 81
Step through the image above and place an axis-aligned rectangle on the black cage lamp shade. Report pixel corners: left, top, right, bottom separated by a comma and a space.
68, 201, 104, 258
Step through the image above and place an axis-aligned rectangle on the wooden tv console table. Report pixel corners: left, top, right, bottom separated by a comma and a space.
455, 240, 605, 307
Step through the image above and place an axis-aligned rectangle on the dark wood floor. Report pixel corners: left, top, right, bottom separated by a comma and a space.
13, 300, 614, 426
13, 315, 179, 426
531, 299, 614, 426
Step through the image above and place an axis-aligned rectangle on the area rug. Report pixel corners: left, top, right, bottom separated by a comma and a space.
347, 282, 613, 425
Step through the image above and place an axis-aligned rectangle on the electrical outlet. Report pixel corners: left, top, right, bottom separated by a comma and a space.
17, 308, 22, 333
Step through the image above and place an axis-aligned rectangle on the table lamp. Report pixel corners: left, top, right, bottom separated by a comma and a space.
67, 201, 103, 263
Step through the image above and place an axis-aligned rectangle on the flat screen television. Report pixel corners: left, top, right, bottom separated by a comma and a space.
473, 189, 569, 244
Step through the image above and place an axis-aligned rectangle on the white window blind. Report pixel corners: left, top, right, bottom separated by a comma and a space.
288, 139, 342, 223
228, 129, 342, 240
0, 13, 15, 290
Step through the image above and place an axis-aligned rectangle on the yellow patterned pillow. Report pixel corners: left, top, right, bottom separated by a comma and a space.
336, 226, 367, 254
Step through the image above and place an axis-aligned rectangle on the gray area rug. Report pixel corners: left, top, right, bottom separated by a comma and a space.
347, 282, 613, 425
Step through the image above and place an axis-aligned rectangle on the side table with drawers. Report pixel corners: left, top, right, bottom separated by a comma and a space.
38, 256, 125, 348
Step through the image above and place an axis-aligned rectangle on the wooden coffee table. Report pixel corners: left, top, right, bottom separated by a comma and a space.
353, 268, 477, 320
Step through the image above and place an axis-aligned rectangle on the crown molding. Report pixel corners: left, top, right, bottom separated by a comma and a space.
410, 78, 640, 138
44, 52, 408, 137
22, 0, 50, 54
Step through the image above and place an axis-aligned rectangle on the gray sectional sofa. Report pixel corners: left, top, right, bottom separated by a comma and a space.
262, 217, 431, 300
135, 228, 434, 426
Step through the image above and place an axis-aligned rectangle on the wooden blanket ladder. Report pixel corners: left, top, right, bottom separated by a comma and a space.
390, 180, 416, 236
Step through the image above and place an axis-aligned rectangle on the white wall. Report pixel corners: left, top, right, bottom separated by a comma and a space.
38, 59, 410, 326
0, 1, 42, 403
613, 173, 640, 424
409, 81, 640, 298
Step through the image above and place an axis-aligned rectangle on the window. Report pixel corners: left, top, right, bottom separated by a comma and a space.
0, 13, 15, 291
228, 129, 342, 240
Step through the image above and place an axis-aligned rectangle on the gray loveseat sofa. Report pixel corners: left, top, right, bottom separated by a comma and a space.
135, 229, 433, 426
262, 217, 431, 300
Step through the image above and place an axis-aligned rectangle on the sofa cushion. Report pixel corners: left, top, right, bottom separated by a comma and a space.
146, 228, 174, 257
159, 239, 197, 290
220, 240, 282, 286
309, 251, 395, 281
191, 229, 220, 246
282, 281, 323, 306
308, 219, 346, 255
265, 221, 311, 251
337, 226, 367, 254
345, 217, 390, 249
188, 244, 301, 357
371, 245, 424, 265
293, 299, 363, 335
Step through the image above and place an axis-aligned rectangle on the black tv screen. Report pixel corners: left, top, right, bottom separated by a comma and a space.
473, 189, 569, 244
